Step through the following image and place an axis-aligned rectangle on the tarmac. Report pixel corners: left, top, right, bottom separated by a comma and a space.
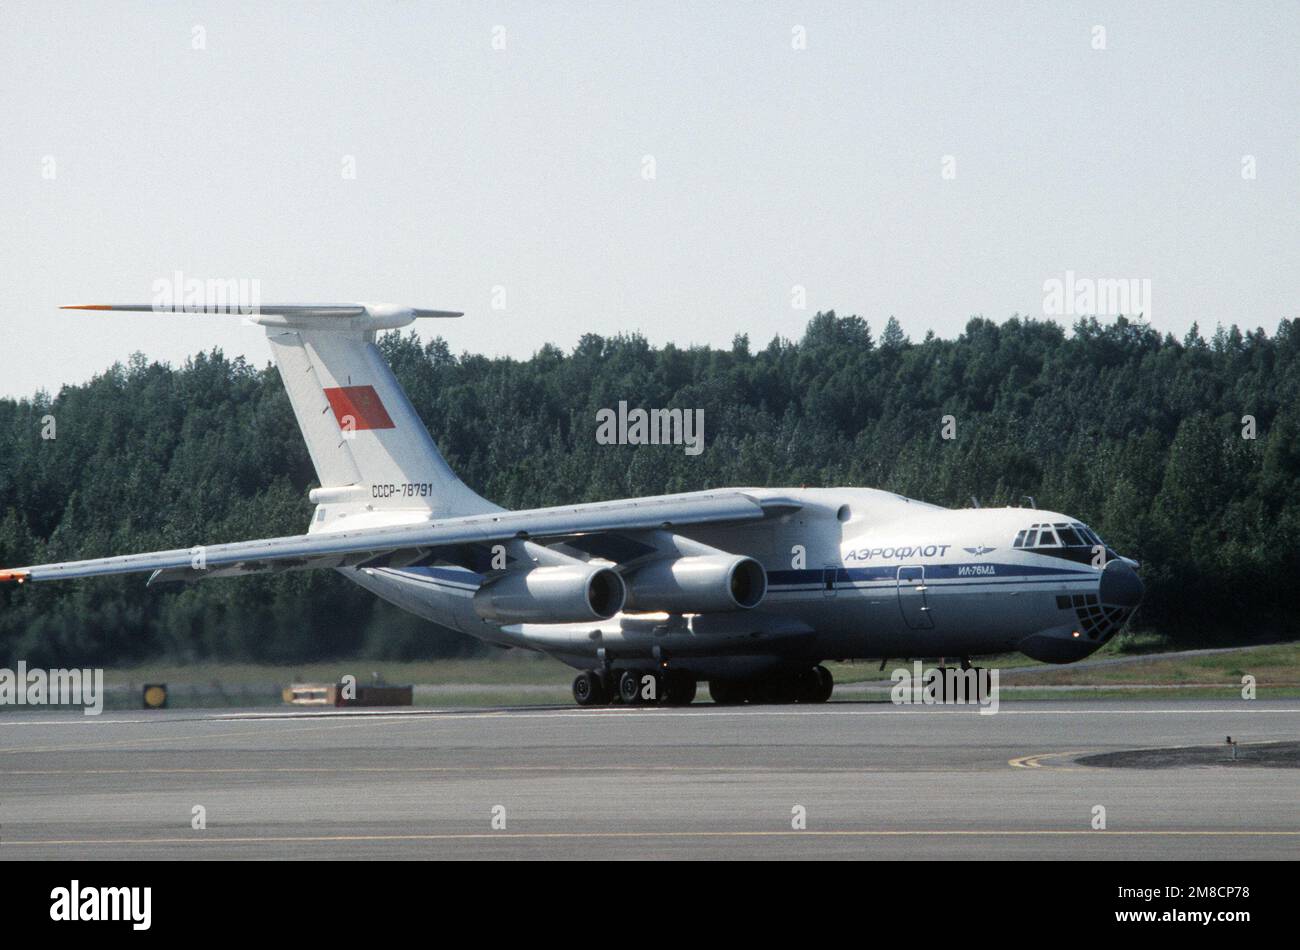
1, 699, 1296, 859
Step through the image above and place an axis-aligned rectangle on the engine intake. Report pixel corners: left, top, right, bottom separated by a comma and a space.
623, 555, 767, 613
473, 565, 626, 624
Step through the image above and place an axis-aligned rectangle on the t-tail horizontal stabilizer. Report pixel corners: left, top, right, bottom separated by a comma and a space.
61, 303, 463, 330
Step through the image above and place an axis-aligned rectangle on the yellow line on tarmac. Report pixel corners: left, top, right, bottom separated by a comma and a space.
1010, 738, 1295, 769
1009, 751, 1096, 770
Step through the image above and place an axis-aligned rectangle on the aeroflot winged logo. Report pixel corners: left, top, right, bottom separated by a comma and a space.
963, 546, 997, 556
323, 385, 395, 431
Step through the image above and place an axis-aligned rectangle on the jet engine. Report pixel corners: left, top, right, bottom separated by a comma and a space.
623, 555, 767, 612
473, 564, 626, 623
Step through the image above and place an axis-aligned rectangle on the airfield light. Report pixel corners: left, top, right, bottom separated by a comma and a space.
143, 684, 169, 709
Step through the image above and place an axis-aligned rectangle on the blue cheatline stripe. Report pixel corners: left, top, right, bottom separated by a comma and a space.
925, 563, 1091, 579
767, 563, 1091, 586
768, 578, 1097, 594
383, 563, 1094, 596
380, 572, 1094, 605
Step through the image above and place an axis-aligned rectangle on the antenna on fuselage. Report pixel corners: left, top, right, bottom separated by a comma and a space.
1021, 495, 1037, 509
969, 496, 980, 508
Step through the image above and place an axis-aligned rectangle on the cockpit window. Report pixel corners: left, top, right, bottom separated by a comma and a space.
1056, 525, 1082, 546
1013, 522, 1099, 549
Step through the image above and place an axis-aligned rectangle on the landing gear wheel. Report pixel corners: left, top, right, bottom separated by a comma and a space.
572, 671, 606, 706
664, 672, 697, 706
618, 670, 646, 705
809, 665, 834, 703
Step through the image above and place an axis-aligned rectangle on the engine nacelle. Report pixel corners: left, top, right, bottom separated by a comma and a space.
623, 555, 767, 613
473, 564, 626, 624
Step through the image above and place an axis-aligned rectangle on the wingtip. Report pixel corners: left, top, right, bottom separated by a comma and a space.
61, 304, 112, 311
0, 569, 31, 584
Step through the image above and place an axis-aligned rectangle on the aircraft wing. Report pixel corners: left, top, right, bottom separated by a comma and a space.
0, 491, 800, 586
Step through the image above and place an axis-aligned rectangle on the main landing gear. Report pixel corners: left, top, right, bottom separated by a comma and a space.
571, 665, 833, 707
571, 671, 606, 706
571, 669, 698, 707
707, 665, 834, 705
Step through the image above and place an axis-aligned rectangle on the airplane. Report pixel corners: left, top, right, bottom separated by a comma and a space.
0, 303, 1144, 706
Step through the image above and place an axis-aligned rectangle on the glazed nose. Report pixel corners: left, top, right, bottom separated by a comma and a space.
1099, 558, 1144, 607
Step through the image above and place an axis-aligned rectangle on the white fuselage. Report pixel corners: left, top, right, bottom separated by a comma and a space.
338, 487, 1141, 678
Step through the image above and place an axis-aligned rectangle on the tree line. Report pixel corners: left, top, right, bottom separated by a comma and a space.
2, 312, 1297, 666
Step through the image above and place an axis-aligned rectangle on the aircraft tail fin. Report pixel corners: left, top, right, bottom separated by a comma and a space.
63, 303, 496, 519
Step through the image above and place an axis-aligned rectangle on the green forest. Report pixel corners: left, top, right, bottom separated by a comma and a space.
2, 312, 1297, 666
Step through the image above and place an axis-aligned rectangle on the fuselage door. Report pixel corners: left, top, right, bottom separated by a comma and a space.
896, 565, 933, 629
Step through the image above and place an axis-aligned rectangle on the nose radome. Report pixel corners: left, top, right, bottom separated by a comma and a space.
1100, 559, 1144, 608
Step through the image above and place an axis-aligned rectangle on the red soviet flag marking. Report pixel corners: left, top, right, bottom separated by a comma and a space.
323, 385, 396, 431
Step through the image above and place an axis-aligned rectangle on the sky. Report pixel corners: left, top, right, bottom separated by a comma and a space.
1, 1, 1297, 399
